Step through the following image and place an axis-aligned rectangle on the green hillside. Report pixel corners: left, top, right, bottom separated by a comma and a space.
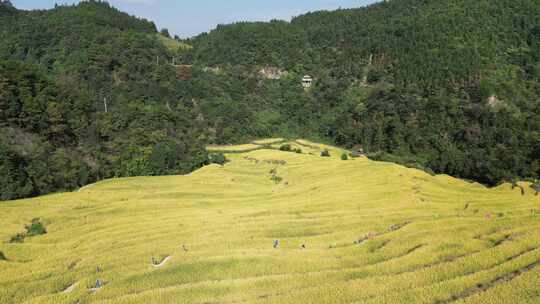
185, 0, 540, 185
2, 0, 540, 200
192, 0, 540, 86
156, 34, 192, 53
0, 1, 209, 200
1, 140, 539, 303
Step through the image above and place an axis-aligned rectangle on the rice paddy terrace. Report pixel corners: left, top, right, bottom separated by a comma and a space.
1, 139, 540, 304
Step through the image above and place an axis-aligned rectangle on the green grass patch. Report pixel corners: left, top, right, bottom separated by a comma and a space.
9, 218, 47, 243
26, 218, 47, 237
155, 34, 192, 52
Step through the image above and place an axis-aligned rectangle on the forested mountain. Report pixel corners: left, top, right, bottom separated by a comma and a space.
0, 1, 210, 200
185, 0, 540, 185
1, 0, 540, 200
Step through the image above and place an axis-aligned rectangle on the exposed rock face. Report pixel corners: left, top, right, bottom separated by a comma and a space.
259, 66, 287, 79
202, 66, 222, 74
487, 95, 504, 109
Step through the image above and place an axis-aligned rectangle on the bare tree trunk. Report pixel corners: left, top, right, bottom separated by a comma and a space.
103, 97, 108, 113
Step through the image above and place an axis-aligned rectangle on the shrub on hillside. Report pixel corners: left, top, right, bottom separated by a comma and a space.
321, 149, 331, 157
531, 182, 540, 195
349, 151, 360, 158
0, 251, 6, 261
295, 148, 302, 154
26, 218, 47, 237
279, 144, 292, 152
9, 233, 25, 243
270, 175, 283, 184
269, 167, 282, 184
9, 218, 47, 243
209, 153, 228, 165
341, 153, 349, 160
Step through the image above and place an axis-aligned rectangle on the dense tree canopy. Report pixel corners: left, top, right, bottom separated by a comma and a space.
185, 0, 540, 186
0, 1, 209, 200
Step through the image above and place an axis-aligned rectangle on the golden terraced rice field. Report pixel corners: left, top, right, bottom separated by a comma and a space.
1, 140, 539, 304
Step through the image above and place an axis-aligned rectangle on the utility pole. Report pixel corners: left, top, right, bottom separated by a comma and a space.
103, 97, 108, 113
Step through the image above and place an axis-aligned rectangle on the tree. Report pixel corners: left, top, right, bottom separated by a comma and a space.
149, 141, 177, 175
160, 28, 171, 38
0, 144, 34, 200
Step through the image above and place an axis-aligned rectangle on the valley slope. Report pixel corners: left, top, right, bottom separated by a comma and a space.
1, 140, 539, 304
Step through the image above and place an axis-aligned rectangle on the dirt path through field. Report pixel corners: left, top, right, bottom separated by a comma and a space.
62, 282, 77, 293
153, 256, 172, 268
78, 183, 95, 192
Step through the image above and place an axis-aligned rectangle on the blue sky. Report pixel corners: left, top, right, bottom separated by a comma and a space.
12, 0, 379, 38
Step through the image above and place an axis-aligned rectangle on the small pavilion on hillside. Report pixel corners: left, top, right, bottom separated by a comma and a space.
302, 75, 313, 88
